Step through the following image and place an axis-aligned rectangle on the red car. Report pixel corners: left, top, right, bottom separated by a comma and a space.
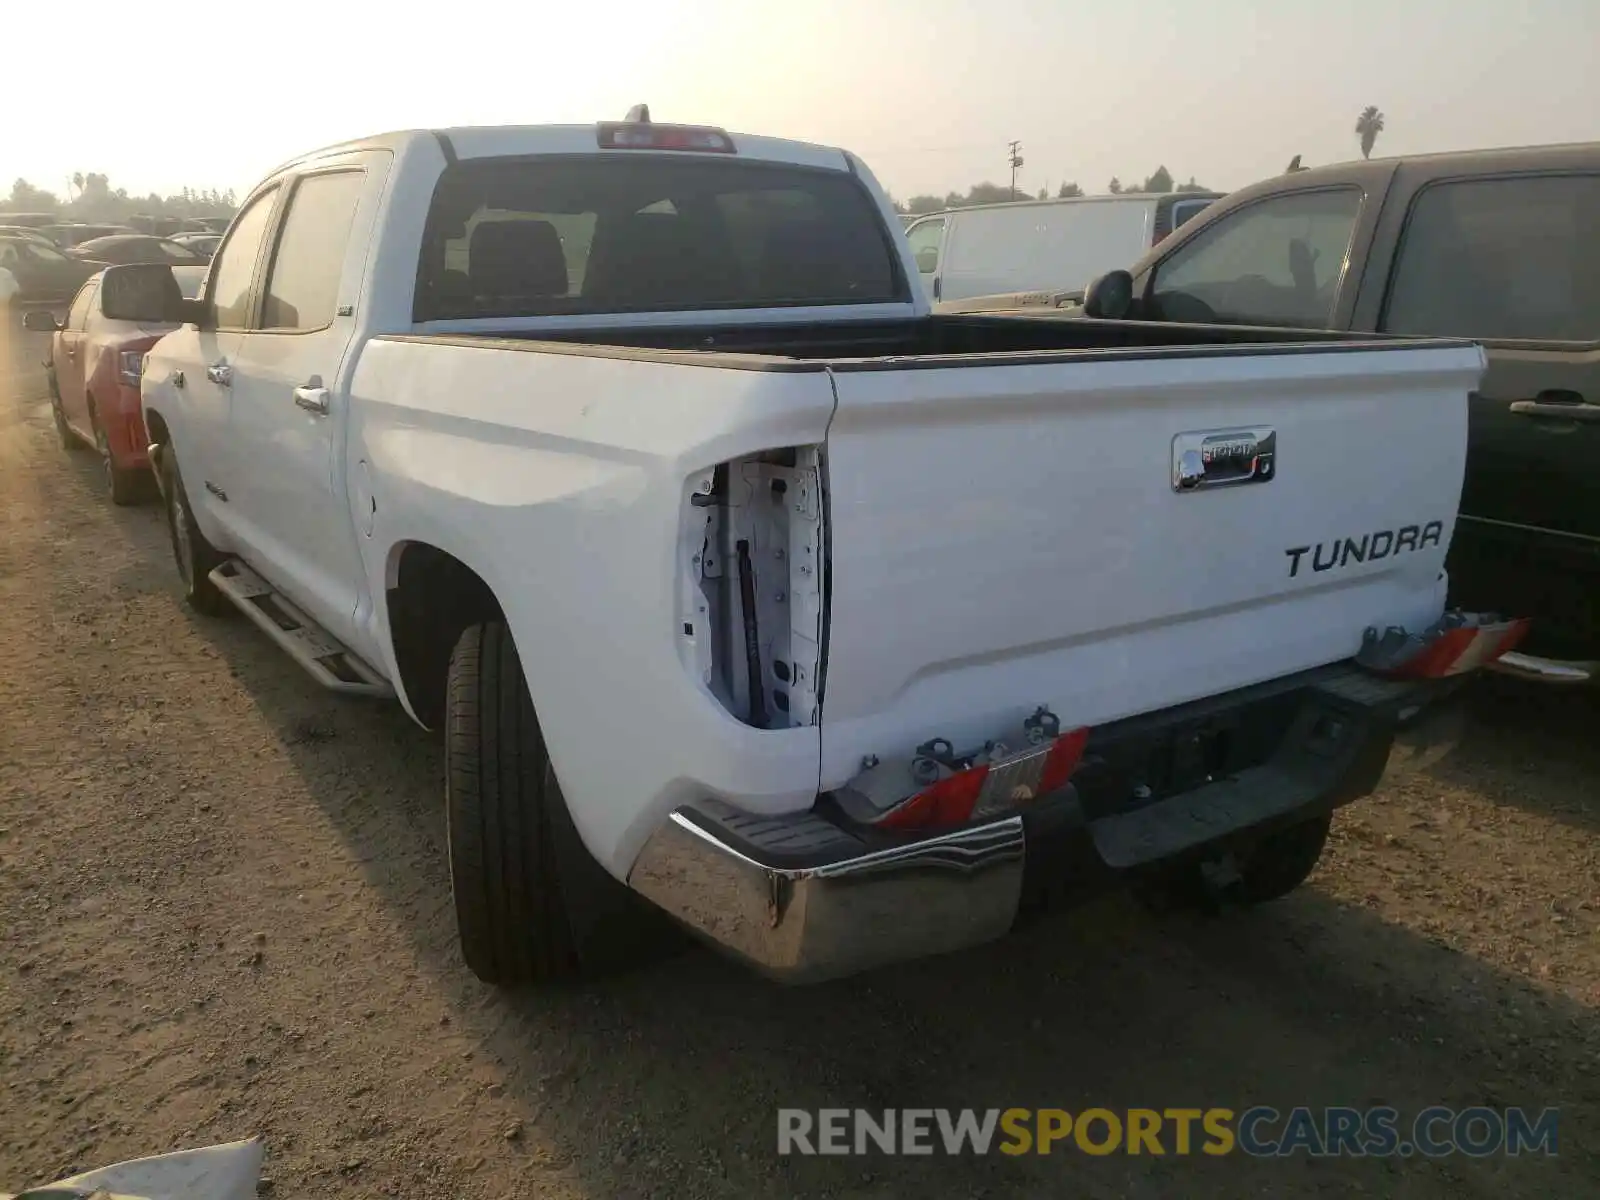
26, 265, 208, 503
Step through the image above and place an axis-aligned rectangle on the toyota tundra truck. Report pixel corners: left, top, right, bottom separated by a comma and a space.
103, 110, 1524, 986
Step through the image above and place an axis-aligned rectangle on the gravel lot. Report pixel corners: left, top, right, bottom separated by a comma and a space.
1, 315, 1596, 1198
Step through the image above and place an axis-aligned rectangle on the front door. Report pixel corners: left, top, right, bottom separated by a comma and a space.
224, 157, 383, 649
1376, 170, 1600, 649
53, 279, 99, 436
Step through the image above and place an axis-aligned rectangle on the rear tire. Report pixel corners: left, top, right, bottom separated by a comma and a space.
48, 377, 84, 451
1232, 813, 1332, 904
445, 621, 672, 985
161, 449, 228, 615
1142, 813, 1333, 912
91, 403, 146, 506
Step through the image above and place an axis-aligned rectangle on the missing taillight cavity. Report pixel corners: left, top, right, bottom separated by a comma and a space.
680, 447, 826, 728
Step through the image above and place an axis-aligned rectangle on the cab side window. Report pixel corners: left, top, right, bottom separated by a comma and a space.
906, 217, 944, 275
1382, 175, 1600, 342
67, 280, 100, 329
208, 187, 280, 330
260, 170, 366, 331
1150, 188, 1362, 327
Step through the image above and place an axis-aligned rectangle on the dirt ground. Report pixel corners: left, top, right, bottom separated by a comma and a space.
0, 314, 1596, 1198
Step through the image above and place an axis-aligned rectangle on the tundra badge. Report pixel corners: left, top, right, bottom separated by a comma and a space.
1172, 427, 1275, 492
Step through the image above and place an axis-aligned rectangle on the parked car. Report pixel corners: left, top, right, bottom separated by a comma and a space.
25, 265, 208, 502
114, 114, 1515, 988
1076, 142, 1600, 681
0, 224, 60, 245
168, 232, 221, 260
71, 234, 206, 266
0, 211, 59, 229
905, 191, 1220, 305
38, 222, 134, 248
0, 234, 98, 303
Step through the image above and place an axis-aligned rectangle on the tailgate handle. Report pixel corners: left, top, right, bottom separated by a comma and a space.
1172, 427, 1277, 492
1509, 390, 1600, 423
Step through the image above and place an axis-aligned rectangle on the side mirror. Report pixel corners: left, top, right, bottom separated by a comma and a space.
22, 309, 62, 332
914, 247, 939, 274
1082, 269, 1134, 320
100, 262, 191, 323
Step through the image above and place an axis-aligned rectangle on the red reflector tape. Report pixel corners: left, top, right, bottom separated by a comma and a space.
876, 765, 989, 831
875, 726, 1090, 832
1383, 618, 1529, 679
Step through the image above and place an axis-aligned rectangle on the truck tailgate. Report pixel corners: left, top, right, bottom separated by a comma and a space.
817, 341, 1482, 783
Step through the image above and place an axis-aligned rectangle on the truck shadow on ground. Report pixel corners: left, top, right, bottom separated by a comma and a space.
173, 599, 1597, 1200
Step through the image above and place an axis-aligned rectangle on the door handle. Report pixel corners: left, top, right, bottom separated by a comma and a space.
1510, 391, 1600, 423
293, 385, 330, 415
206, 361, 233, 387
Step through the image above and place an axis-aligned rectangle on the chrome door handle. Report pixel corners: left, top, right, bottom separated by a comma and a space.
293, 385, 330, 415
206, 361, 232, 387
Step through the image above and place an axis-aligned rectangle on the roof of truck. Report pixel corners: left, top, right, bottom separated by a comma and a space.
1271, 139, 1600, 185
265, 124, 857, 181
906, 190, 1223, 223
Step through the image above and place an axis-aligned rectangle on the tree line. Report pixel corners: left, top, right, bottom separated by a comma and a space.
895, 105, 1389, 214
897, 165, 1212, 214
1, 174, 237, 222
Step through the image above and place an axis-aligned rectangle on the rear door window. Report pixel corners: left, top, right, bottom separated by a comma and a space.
1150, 188, 1362, 326
1381, 175, 1600, 342
260, 170, 366, 331
416, 157, 904, 319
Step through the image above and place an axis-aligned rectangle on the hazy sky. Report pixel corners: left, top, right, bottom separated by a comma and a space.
3, 0, 1595, 204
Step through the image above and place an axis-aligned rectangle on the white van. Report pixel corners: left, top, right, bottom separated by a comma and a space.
905, 191, 1220, 305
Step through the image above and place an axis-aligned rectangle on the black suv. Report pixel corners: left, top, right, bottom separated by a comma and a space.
1093, 143, 1600, 681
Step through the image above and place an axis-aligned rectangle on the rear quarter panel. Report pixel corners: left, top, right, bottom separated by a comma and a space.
345, 336, 838, 877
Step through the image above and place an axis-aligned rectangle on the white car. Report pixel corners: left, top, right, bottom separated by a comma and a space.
908, 191, 1219, 306
109, 112, 1517, 987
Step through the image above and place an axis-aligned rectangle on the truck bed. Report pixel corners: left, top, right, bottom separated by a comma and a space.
390, 313, 1445, 367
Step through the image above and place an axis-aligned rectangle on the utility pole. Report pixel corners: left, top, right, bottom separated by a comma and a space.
1007, 140, 1024, 199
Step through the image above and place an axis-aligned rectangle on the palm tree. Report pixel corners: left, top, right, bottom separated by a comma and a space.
1355, 106, 1385, 159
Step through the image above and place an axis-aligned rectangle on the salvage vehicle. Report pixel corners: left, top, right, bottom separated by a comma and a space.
1072, 142, 1600, 681
27, 265, 208, 502
111, 111, 1522, 987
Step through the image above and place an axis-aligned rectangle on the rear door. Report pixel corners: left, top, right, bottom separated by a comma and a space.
1364, 166, 1600, 641
224, 154, 387, 649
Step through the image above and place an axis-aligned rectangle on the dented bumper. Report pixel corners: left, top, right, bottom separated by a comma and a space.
627, 663, 1466, 983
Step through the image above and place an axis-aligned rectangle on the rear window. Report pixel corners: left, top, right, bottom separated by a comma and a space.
414, 156, 905, 321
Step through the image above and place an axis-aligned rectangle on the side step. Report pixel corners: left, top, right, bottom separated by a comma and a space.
209, 560, 393, 698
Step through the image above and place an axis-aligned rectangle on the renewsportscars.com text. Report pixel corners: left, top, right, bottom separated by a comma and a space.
777, 1106, 1559, 1158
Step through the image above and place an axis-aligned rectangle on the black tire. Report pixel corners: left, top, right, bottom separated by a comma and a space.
48, 375, 84, 451
445, 621, 673, 984
1231, 813, 1332, 904
161, 450, 229, 615
90, 402, 147, 506
1141, 813, 1332, 912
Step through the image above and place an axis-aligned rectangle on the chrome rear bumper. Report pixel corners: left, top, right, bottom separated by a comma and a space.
627, 809, 1024, 984
629, 665, 1467, 984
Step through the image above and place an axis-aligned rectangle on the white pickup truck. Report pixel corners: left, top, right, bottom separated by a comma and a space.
105, 112, 1524, 986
